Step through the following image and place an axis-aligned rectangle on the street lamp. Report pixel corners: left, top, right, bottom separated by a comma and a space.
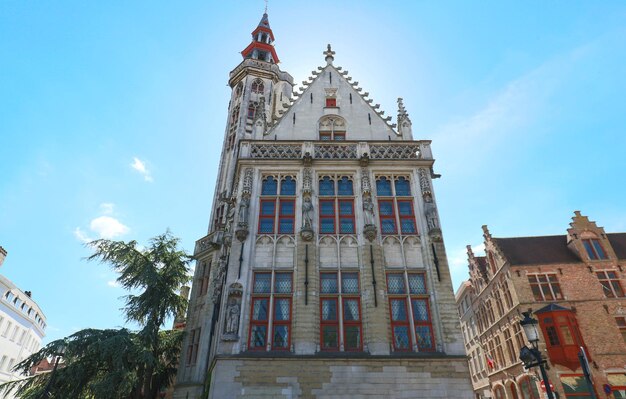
519, 311, 555, 399
39, 342, 66, 399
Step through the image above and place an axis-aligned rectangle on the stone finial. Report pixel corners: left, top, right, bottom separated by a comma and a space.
324, 44, 335, 65
466, 244, 474, 257
481, 225, 491, 239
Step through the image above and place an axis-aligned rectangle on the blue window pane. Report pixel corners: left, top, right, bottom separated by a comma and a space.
344, 326, 361, 350
261, 201, 275, 215
408, 275, 427, 294
339, 201, 353, 215
387, 274, 405, 294
337, 177, 353, 195
278, 219, 293, 234
321, 274, 338, 294
583, 241, 597, 260
252, 298, 269, 319
391, 299, 408, 321
393, 326, 410, 350
274, 273, 292, 293
321, 299, 337, 320
253, 275, 271, 294
280, 201, 294, 215
394, 177, 411, 196
397, 201, 413, 216
319, 177, 335, 196
341, 273, 359, 294
343, 299, 360, 321
280, 177, 296, 195
320, 201, 335, 215
401, 219, 416, 234
273, 299, 290, 321
415, 326, 433, 350
322, 326, 338, 349
320, 218, 334, 234
259, 219, 274, 234
381, 220, 396, 234
251, 325, 267, 348
273, 325, 289, 349
592, 240, 607, 259
411, 299, 430, 321
379, 202, 393, 216
339, 219, 354, 234
262, 177, 277, 195
376, 178, 392, 196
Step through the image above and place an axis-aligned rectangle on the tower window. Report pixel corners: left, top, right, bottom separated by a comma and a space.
251, 79, 264, 94
320, 272, 362, 351
247, 103, 257, 119
249, 271, 293, 351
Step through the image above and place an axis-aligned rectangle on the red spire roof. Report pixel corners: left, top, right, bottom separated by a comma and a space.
241, 12, 280, 63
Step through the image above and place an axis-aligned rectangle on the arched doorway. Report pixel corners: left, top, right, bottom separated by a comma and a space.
509, 382, 520, 399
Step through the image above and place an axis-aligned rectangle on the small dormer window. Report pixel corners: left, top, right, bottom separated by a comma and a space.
319, 115, 346, 141
582, 238, 607, 260
251, 79, 264, 94
325, 98, 336, 107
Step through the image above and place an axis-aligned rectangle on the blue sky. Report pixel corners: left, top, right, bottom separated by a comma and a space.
1, 1, 625, 343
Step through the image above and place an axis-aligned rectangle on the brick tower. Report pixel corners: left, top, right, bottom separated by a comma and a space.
173, 11, 472, 399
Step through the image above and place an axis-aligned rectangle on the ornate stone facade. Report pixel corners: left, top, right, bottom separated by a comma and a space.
174, 11, 471, 399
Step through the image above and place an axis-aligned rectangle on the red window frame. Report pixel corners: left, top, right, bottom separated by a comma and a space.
248, 297, 269, 350
251, 79, 264, 93
258, 199, 276, 234
319, 199, 336, 234
248, 272, 293, 351
325, 98, 336, 107
320, 297, 339, 351
596, 270, 624, 298
338, 199, 355, 234
389, 298, 412, 351
493, 385, 506, 399
397, 199, 417, 235
378, 199, 397, 235
519, 376, 541, 399
411, 298, 435, 351
278, 199, 295, 234
271, 297, 292, 351
342, 297, 362, 351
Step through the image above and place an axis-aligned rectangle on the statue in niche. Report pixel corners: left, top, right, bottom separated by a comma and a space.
302, 196, 313, 228
424, 193, 439, 231
224, 298, 240, 335
238, 196, 250, 227
363, 195, 375, 226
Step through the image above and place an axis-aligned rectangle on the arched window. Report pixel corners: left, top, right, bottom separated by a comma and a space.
493, 385, 506, 399
509, 382, 520, 399
247, 103, 257, 119
319, 176, 334, 196
251, 79, 264, 94
261, 177, 277, 195
394, 177, 411, 196
280, 177, 296, 195
376, 177, 392, 196
337, 177, 353, 195
235, 82, 243, 96
230, 105, 240, 124
318, 116, 346, 140
519, 376, 541, 399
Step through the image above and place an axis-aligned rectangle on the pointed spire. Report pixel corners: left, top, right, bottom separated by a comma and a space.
324, 44, 335, 65
241, 11, 280, 63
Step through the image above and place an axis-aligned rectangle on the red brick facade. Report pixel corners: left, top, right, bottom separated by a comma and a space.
456, 212, 626, 399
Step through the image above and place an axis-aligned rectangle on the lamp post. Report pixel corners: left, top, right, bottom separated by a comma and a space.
519, 311, 555, 399
39, 343, 66, 399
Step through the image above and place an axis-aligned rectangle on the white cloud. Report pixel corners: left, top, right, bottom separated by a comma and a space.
107, 280, 120, 288
73, 227, 93, 244
89, 216, 130, 239
99, 203, 115, 215
449, 242, 485, 273
131, 157, 153, 182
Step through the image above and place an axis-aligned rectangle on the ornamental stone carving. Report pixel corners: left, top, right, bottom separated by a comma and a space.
313, 144, 357, 159
418, 168, 431, 195
211, 256, 228, 303
250, 144, 302, 159
222, 283, 243, 341
369, 144, 421, 160
300, 194, 314, 241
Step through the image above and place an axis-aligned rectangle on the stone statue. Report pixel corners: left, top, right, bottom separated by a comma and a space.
225, 298, 240, 335
424, 194, 439, 231
363, 196, 375, 226
302, 196, 313, 228
238, 196, 250, 227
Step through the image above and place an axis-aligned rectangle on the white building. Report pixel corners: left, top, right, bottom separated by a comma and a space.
0, 246, 47, 398
173, 12, 472, 398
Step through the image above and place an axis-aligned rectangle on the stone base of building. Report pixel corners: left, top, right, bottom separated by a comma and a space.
206, 354, 473, 398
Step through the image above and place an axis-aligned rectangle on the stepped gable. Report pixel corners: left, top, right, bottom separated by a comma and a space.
268, 44, 399, 140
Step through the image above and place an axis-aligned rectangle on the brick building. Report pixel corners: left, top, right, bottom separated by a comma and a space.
456, 212, 626, 399
172, 11, 472, 399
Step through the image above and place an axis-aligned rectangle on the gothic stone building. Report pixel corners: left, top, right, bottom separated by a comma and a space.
173, 12, 472, 399
456, 212, 626, 399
